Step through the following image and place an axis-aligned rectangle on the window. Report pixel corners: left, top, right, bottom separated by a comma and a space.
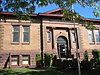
22, 55, 30, 65
47, 31, 50, 41
94, 30, 100, 42
12, 26, 20, 42
72, 32, 76, 42
23, 26, 30, 42
11, 55, 19, 65
88, 30, 94, 43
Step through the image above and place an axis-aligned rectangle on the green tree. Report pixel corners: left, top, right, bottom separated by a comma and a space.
0, 0, 100, 18
0, 0, 99, 29
0, 0, 100, 69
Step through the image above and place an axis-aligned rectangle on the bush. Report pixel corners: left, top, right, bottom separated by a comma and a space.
91, 49, 100, 68
81, 60, 92, 70
70, 59, 78, 69
44, 53, 52, 67
62, 60, 69, 69
84, 50, 88, 61
55, 59, 63, 69
92, 49, 100, 60
90, 59, 97, 68
52, 55, 57, 66
35, 53, 42, 67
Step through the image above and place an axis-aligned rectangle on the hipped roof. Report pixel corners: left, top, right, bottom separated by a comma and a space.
1, 8, 100, 22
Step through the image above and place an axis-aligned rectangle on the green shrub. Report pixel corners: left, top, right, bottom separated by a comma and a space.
35, 53, 42, 67
91, 49, 100, 68
81, 60, 92, 70
84, 50, 88, 61
55, 59, 63, 69
90, 59, 98, 68
62, 60, 69, 69
52, 55, 57, 66
92, 49, 100, 60
70, 59, 78, 69
44, 53, 52, 67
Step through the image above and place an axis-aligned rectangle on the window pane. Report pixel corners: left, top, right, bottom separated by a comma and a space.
22, 56, 29, 65
23, 61, 29, 64
23, 32, 29, 42
13, 32, 19, 42
23, 26, 30, 32
23, 26, 30, 42
12, 61, 18, 65
95, 30, 100, 42
47, 31, 50, 41
12, 26, 20, 42
88, 30, 94, 43
23, 56, 29, 60
88, 30, 92, 34
11, 56, 19, 65
72, 32, 76, 42
13, 26, 20, 32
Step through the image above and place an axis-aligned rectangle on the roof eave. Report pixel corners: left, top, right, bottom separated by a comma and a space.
39, 13, 63, 17
1, 12, 37, 17
1, 12, 100, 22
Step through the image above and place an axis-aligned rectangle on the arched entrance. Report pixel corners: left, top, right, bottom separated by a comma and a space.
57, 36, 68, 58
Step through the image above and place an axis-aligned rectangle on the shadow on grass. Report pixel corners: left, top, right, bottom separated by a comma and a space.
0, 67, 100, 75
0, 67, 63, 75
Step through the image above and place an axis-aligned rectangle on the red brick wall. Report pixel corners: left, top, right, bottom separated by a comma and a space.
0, 50, 39, 68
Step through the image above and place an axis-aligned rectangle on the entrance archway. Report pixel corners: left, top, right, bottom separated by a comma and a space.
57, 36, 68, 58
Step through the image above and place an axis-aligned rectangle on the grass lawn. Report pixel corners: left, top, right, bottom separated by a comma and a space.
0, 67, 100, 75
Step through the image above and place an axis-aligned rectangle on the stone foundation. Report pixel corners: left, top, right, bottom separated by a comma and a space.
0, 50, 39, 68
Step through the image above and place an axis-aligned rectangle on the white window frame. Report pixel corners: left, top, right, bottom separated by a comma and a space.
11, 55, 19, 66
12, 25, 20, 42
47, 31, 51, 41
22, 26, 30, 43
94, 29, 100, 43
22, 55, 30, 65
88, 30, 94, 43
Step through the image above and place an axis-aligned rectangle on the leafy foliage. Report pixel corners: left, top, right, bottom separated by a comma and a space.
93, 3, 100, 17
44, 53, 52, 67
0, 0, 100, 16
81, 60, 92, 70
84, 50, 88, 61
92, 49, 100, 60
91, 49, 100, 68
36, 53, 42, 67
62, 7, 95, 29
0, 0, 100, 28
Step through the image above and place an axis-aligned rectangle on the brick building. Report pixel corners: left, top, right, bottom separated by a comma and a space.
0, 8, 100, 68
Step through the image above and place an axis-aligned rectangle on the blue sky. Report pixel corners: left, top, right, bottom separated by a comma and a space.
35, 3, 100, 19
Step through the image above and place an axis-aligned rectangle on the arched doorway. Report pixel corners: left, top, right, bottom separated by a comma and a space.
57, 36, 68, 58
